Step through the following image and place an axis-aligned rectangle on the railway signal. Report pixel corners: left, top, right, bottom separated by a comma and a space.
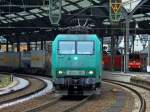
109, 0, 122, 23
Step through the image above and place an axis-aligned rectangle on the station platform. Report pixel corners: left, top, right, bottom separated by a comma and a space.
0, 77, 18, 91
103, 71, 150, 82
0, 77, 29, 95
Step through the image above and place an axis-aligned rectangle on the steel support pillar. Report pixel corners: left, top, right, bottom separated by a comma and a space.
6, 39, 9, 52
148, 36, 150, 66
124, 17, 130, 73
11, 43, 14, 51
111, 32, 115, 71
44, 41, 46, 50
147, 36, 150, 72
27, 42, 30, 51
0, 42, 1, 50
17, 40, 20, 52
41, 40, 43, 50
35, 41, 38, 50
132, 35, 135, 53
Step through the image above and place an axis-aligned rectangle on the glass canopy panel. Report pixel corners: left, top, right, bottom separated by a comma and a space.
36, 14, 43, 18
93, 0, 101, 3
1, 20, 8, 23
15, 17, 24, 21
25, 15, 36, 20
30, 9, 42, 13
41, 6, 49, 11
64, 5, 79, 11
0, 16, 6, 20
122, 0, 142, 12
0, 36, 7, 43
18, 11, 29, 16
133, 14, 144, 18
5, 14, 17, 18
0, 0, 102, 25
146, 12, 150, 15
41, 13, 48, 16
62, 1, 69, 5
77, 0, 93, 8
12, 18, 20, 22
68, 0, 79, 3
6, 20, 13, 23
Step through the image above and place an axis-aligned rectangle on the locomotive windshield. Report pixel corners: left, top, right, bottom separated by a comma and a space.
58, 41, 75, 54
58, 41, 94, 55
129, 54, 140, 60
77, 41, 94, 55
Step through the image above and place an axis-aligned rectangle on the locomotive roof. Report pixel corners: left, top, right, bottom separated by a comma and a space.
55, 34, 100, 41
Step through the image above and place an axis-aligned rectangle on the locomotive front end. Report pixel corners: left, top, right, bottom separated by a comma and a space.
52, 34, 102, 95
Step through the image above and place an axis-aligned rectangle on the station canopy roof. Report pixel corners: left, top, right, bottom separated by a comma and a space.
0, 0, 149, 42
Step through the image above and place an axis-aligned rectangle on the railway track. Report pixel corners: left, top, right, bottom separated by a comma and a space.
0, 74, 48, 109
24, 94, 93, 112
0, 73, 149, 112
21, 78, 148, 112
103, 79, 146, 112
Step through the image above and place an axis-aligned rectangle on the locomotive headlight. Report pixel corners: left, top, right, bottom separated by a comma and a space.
74, 56, 78, 61
58, 70, 63, 74
88, 71, 94, 75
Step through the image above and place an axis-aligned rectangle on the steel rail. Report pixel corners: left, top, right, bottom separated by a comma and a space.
0, 74, 47, 106
103, 79, 146, 112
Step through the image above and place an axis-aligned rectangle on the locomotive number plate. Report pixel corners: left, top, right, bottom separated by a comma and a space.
67, 70, 85, 75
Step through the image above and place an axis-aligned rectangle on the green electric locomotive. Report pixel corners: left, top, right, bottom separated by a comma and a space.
51, 34, 102, 95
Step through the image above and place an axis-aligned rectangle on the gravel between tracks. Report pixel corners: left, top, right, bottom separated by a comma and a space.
117, 82, 150, 112
0, 92, 56, 112
39, 97, 83, 112
121, 91, 135, 112
72, 82, 134, 112
21, 83, 117, 112
25, 82, 133, 112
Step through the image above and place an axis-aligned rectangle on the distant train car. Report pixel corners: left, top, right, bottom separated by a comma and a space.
52, 34, 102, 95
0, 50, 50, 74
20, 50, 50, 74
103, 55, 122, 71
128, 53, 142, 71
0, 52, 20, 72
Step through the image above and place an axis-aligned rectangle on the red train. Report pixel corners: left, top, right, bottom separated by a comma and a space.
103, 55, 123, 71
103, 53, 144, 71
128, 53, 143, 71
